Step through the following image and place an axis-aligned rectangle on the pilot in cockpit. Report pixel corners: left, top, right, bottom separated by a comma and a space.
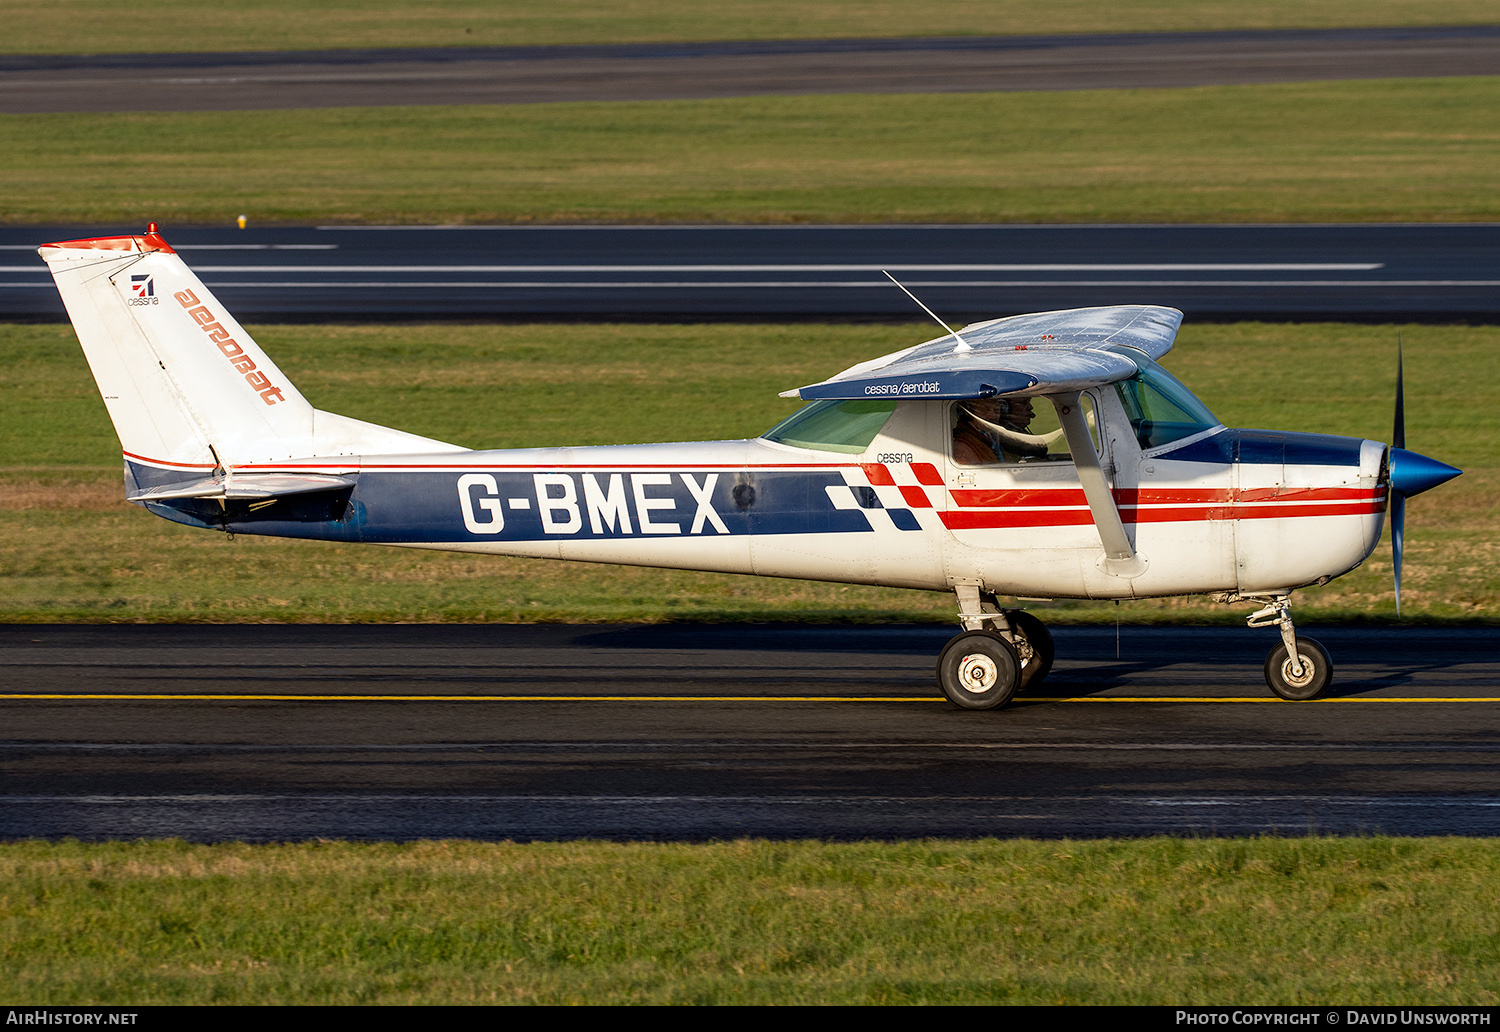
953, 397, 1060, 465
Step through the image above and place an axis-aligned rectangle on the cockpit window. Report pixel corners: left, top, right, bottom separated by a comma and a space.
1107, 348, 1221, 450
762, 399, 897, 454
951, 394, 1094, 466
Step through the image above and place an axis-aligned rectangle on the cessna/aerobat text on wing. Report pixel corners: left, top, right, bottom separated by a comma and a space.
40, 226, 1461, 708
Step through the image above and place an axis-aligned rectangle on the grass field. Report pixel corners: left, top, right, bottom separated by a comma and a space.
5, 837, 1500, 1004
9, 1, 1499, 54
0, 319, 1491, 625
3, 77, 1499, 225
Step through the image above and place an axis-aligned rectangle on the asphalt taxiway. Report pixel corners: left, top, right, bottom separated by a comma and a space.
3, 26, 1496, 113
3, 623, 1498, 840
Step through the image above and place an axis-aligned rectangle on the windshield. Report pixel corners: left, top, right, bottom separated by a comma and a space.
762, 399, 897, 454
1107, 348, 1221, 451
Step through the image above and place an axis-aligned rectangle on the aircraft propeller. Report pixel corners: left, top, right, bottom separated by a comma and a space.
1385, 336, 1462, 614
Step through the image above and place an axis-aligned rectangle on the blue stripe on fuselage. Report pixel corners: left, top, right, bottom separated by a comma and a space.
127, 463, 876, 543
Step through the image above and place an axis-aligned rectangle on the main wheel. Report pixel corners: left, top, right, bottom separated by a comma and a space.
1006, 610, 1055, 691
937, 631, 1022, 710
1264, 636, 1333, 700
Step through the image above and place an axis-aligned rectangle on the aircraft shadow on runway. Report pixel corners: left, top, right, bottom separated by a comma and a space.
580, 623, 1499, 700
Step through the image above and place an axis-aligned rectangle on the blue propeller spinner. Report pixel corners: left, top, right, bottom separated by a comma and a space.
1387, 339, 1462, 614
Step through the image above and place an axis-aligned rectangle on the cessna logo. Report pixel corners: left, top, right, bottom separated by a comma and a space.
173, 289, 285, 406
124, 273, 158, 306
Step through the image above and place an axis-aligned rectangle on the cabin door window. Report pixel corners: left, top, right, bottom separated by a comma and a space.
941, 393, 1107, 551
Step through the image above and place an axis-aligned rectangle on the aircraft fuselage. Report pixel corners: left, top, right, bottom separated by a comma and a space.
127, 403, 1388, 602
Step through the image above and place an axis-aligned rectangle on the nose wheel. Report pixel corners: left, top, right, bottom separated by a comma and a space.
1245, 595, 1334, 700
1265, 636, 1332, 700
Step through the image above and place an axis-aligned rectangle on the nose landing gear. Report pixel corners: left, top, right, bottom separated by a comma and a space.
1246, 595, 1333, 700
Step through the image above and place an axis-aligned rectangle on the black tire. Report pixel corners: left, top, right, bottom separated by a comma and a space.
937, 631, 1022, 710
1264, 636, 1333, 700
1006, 610, 1055, 691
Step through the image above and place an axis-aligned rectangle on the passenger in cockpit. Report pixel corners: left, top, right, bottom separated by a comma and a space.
953, 397, 1054, 465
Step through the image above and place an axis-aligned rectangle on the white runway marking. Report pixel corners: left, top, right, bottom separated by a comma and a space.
8, 740, 1500, 752
0, 262, 1384, 272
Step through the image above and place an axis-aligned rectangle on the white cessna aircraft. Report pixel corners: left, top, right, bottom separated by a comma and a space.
41, 226, 1461, 709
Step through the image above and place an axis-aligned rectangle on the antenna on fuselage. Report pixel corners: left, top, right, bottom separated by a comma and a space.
882, 270, 972, 352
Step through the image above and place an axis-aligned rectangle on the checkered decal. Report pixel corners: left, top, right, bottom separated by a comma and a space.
822, 461, 944, 532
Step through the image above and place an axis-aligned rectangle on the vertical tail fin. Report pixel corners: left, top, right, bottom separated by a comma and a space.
41, 225, 311, 467
40, 225, 462, 475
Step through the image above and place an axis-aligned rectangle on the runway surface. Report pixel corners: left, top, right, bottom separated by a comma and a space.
3, 623, 1499, 841
3, 27, 1497, 113
6, 223, 1497, 321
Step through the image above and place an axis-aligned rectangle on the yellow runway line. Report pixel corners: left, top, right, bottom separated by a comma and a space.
2, 693, 1499, 703
1029, 696, 1500, 704
0, 693, 941, 703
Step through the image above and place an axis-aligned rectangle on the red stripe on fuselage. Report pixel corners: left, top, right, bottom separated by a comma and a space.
944, 508, 1095, 530
950, 486, 1381, 508
127, 457, 874, 473
122, 450, 217, 470
941, 499, 1386, 529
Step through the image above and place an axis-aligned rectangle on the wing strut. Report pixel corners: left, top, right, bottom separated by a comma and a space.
1051, 393, 1147, 579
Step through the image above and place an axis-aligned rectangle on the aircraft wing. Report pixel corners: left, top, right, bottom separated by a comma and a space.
782, 305, 1182, 401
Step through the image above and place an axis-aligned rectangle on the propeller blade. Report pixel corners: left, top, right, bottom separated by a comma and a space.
1392, 334, 1405, 616
1393, 333, 1405, 451
1384, 335, 1462, 617
1391, 490, 1405, 617
1385, 449, 1459, 618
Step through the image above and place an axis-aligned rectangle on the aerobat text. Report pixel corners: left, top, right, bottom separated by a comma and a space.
172, 289, 285, 406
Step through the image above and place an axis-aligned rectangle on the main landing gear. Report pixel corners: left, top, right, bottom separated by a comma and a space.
937, 586, 1056, 710
1245, 595, 1333, 700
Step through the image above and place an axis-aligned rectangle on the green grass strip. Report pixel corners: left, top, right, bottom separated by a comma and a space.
9, 1, 1500, 55
4, 78, 1499, 224
0, 320, 1492, 625
5, 837, 1500, 1004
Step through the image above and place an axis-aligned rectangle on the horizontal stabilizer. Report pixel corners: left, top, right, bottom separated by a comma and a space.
128, 473, 355, 503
